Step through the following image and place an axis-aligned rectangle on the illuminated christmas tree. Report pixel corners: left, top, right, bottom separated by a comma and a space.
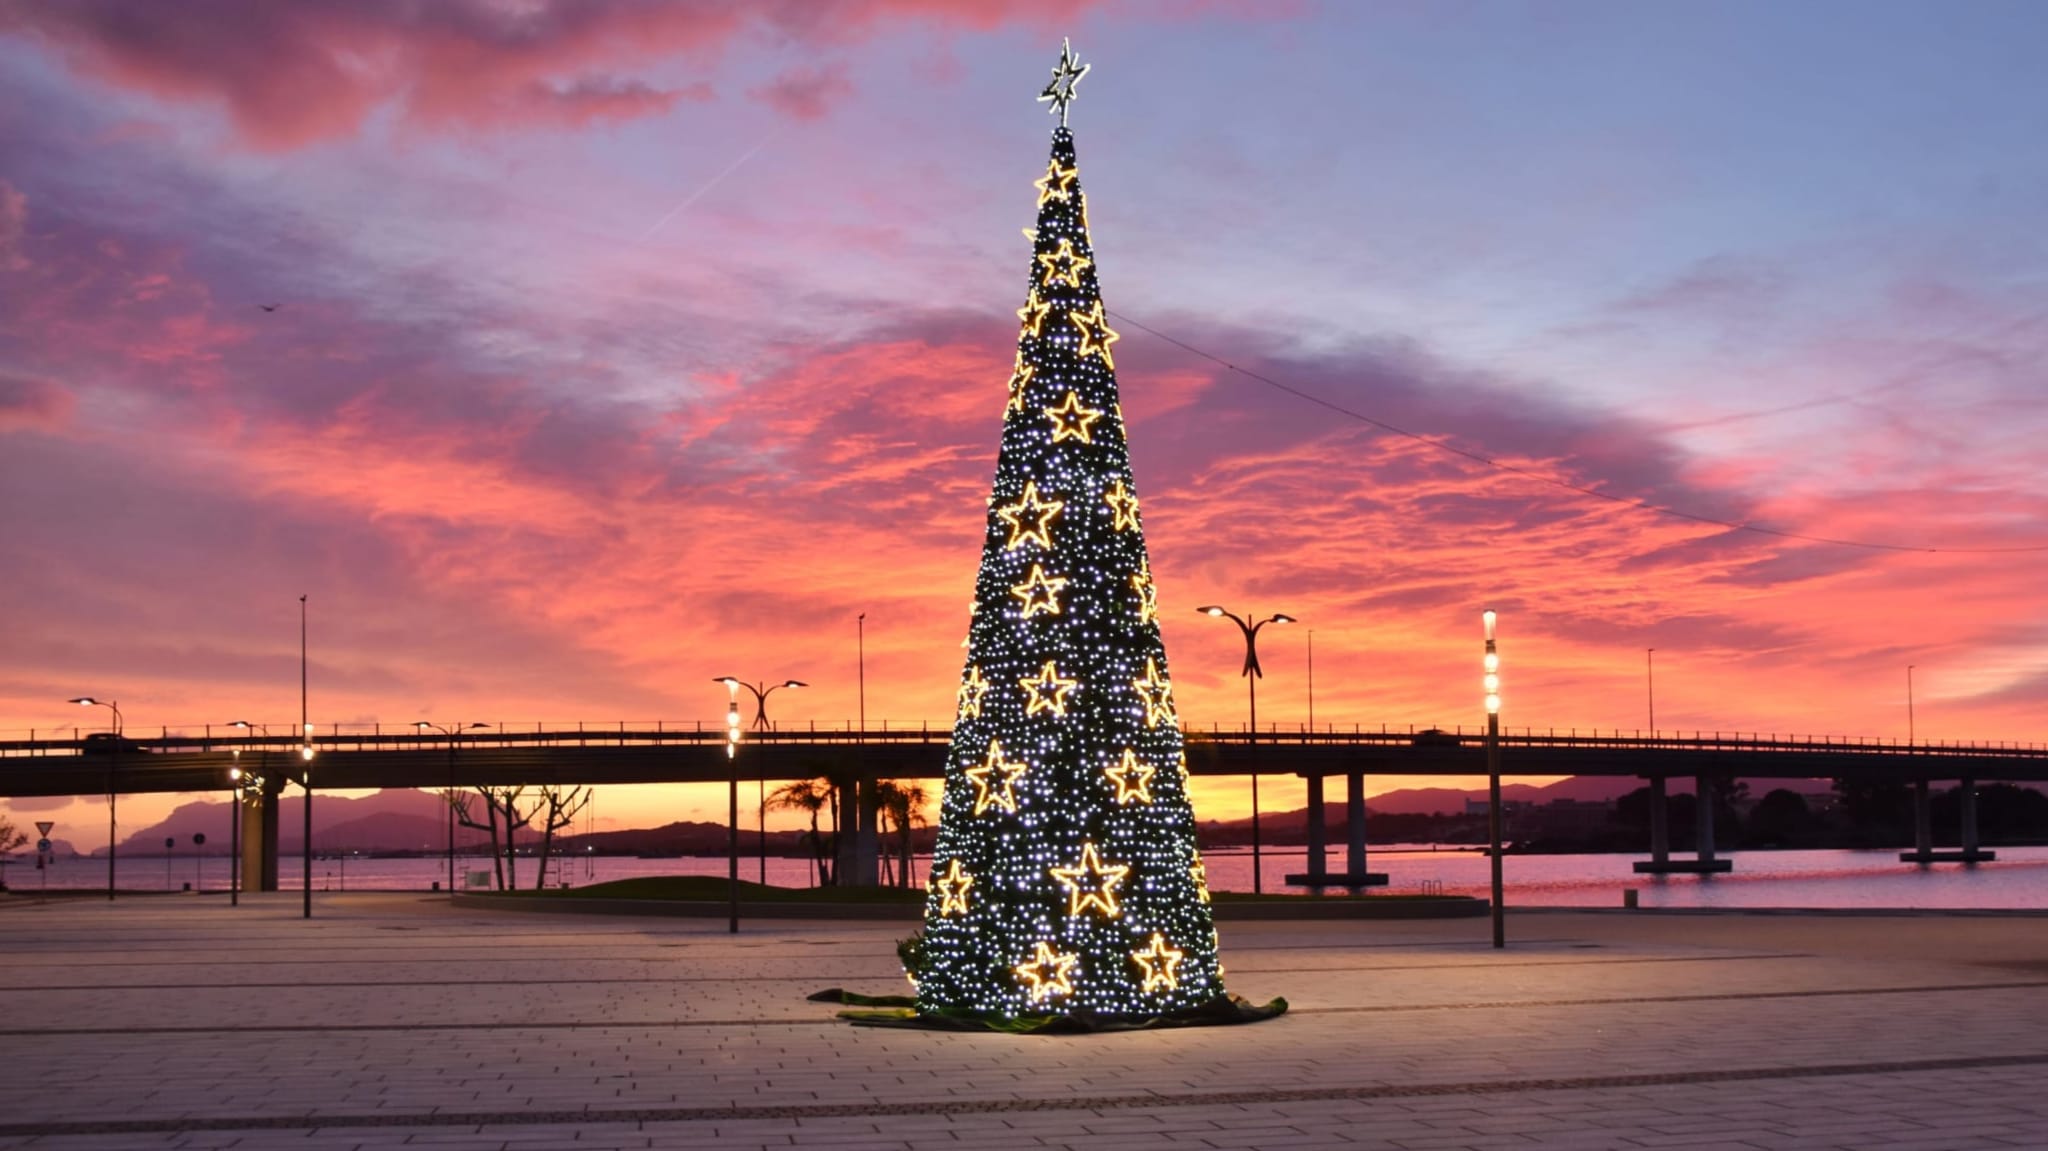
915, 42, 1244, 1025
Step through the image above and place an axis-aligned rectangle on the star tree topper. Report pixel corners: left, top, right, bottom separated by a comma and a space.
1038, 38, 1090, 127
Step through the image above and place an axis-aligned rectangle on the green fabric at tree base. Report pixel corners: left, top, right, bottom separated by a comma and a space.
810, 989, 1287, 1033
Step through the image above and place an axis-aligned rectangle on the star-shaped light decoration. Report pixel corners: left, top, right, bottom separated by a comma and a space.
1044, 390, 1105, 444
1037, 37, 1090, 127
1104, 479, 1141, 532
1034, 157, 1079, 207
965, 739, 1029, 816
1132, 656, 1175, 728
1019, 660, 1080, 717
931, 858, 973, 917
1017, 292, 1054, 338
1130, 557, 1159, 625
1190, 851, 1212, 904
1104, 748, 1155, 805
1010, 563, 1069, 619
957, 664, 991, 720
1130, 932, 1186, 994
995, 480, 1063, 551
1069, 300, 1120, 369
1037, 238, 1093, 289
1015, 940, 1079, 1003
1050, 841, 1129, 919
1005, 354, 1035, 414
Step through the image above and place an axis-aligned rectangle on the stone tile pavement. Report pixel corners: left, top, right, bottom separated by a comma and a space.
2, 892, 2046, 1149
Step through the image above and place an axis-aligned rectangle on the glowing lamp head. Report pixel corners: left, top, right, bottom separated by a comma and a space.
1484, 673, 1500, 694
70, 697, 96, 706
1485, 693, 1501, 715
300, 745, 315, 761
415, 722, 430, 731
1482, 609, 1497, 641
229, 767, 242, 781
302, 722, 313, 733
1484, 652, 1499, 672
1198, 606, 1226, 617
1270, 614, 1297, 625
782, 680, 808, 689
230, 720, 251, 729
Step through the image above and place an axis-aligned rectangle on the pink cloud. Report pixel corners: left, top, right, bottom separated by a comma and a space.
0, 0, 1110, 149
0, 374, 71, 432
0, 179, 25, 270
749, 63, 855, 121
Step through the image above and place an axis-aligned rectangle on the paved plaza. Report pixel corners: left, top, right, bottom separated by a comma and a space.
3, 894, 2047, 1150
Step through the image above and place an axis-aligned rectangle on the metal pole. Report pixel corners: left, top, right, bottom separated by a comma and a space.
108, 746, 117, 901
301, 593, 311, 920
1907, 665, 1915, 745
1248, 667, 1261, 895
857, 614, 866, 735
1647, 648, 1655, 734
1488, 711, 1503, 949
728, 753, 740, 933
447, 736, 457, 893
229, 776, 240, 907
1307, 629, 1314, 733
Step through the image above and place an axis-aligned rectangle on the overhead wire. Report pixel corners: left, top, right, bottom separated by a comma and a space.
1106, 309, 2048, 555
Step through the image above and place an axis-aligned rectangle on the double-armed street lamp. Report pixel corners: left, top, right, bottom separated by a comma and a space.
716, 676, 807, 886
1483, 609, 1504, 950
716, 678, 809, 732
67, 697, 122, 901
1195, 606, 1295, 895
419, 722, 491, 894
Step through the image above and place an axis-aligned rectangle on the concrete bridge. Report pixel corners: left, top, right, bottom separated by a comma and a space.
5, 724, 2044, 891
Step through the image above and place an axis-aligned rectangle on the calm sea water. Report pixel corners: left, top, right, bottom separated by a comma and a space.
12, 846, 2048, 910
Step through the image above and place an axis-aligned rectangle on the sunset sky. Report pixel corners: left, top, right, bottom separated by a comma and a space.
4, 1, 2045, 837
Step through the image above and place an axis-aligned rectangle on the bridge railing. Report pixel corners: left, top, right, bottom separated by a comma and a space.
3, 720, 2044, 758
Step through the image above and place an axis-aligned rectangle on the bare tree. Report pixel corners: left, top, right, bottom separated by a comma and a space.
497, 787, 535, 891
532, 785, 592, 890
449, 790, 501, 889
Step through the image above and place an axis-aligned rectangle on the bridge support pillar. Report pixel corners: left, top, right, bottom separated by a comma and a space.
1914, 780, 1933, 856
1649, 776, 1669, 864
1285, 771, 1382, 887
1634, 774, 1731, 874
246, 781, 280, 892
1901, 777, 1996, 864
1694, 774, 1715, 866
851, 775, 880, 887
1304, 775, 1326, 883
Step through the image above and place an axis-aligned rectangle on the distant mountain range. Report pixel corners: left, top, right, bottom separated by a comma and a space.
40, 776, 1846, 858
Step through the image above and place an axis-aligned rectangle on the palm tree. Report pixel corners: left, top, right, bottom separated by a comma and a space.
766, 777, 837, 887
876, 779, 931, 889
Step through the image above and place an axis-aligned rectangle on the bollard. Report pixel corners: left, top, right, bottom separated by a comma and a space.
1623, 888, 1639, 909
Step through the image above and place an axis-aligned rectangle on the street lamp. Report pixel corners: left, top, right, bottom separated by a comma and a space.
226, 720, 271, 907
1195, 606, 1295, 895
715, 678, 807, 885
718, 679, 744, 934
419, 722, 490, 894
1646, 648, 1655, 734
714, 677, 808, 731
1483, 609, 1504, 950
68, 697, 122, 901
1907, 665, 1916, 746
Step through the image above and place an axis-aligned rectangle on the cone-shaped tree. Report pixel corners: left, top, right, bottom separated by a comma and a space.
918, 43, 1224, 1022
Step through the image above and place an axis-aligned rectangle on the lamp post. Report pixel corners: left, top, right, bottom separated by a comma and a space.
720, 680, 743, 934
419, 722, 490, 893
715, 678, 806, 886
1483, 609, 1504, 950
228, 721, 270, 905
1646, 648, 1655, 734
1907, 665, 1916, 745
1196, 606, 1295, 895
299, 594, 312, 920
68, 697, 122, 901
